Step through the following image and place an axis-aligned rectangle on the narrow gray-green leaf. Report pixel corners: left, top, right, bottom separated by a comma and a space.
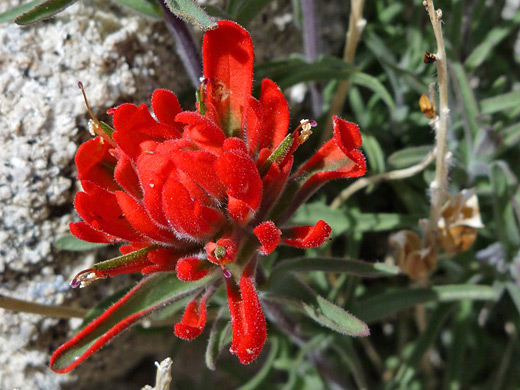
15, 0, 78, 25
114, 0, 162, 18
55, 234, 109, 251
490, 161, 520, 252
362, 134, 386, 174
452, 62, 480, 138
506, 282, 520, 316
162, 0, 216, 30
234, 0, 273, 26
481, 89, 520, 116
350, 72, 396, 111
353, 285, 499, 323
237, 338, 279, 390
205, 307, 230, 370
255, 56, 354, 90
0, 0, 45, 24
387, 145, 432, 169
315, 295, 369, 336
270, 257, 400, 279
464, 9, 520, 71
263, 293, 369, 337
388, 305, 452, 389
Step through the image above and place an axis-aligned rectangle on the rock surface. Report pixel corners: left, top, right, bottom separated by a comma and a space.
0, 0, 187, 387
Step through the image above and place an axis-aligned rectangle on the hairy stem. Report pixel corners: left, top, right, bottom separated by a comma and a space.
424, 0, 450, 247
0, 294, 86, 319
321, 0, 366, 143
330, 150, 435, 208
160, 0, 203, 88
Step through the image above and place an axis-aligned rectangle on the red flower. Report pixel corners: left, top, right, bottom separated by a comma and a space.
50, 20, 365, 373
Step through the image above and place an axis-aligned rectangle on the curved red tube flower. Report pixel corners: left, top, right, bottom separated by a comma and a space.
50, 20, 366, 373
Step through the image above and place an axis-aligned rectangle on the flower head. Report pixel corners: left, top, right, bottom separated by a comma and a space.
50, 20, 365, 373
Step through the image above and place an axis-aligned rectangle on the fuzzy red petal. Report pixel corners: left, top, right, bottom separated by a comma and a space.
295, 117, 366, 182
137, 149, 173, 227
75, 138, 118, 192
69, 222, 117, 244
226, 261, 266, 365
142, 248, 180, 274
162, 175, 225, 238
151, 89, 182, 127
259, 79, 290, 151
114, 153, 142, 199
112, 104, 158, 160
171, 150, 226, 200
259, 156, 293, 218
206, 236, 239, 265
282, 220, 332, 248
215, 149, 262, 224
284, 117, 366, 222
75, 182, 144, 242
115, 191, 176, 243
223, 137, 248, 154
174, 295, 208, 340
175, 111, 226, 154
203, 21, 254, 136
253, 221, 281, 255
242, 96, 263, 157
176, 256, 210, 281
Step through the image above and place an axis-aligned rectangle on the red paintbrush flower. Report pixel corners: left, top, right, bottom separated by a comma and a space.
50, 20, 365, 373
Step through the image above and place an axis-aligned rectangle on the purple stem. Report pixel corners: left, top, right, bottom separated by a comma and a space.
160, 0, 203, 88
301, 0, 322, 116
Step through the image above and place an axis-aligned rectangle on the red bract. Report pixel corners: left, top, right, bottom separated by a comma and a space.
50, 20, 366, 373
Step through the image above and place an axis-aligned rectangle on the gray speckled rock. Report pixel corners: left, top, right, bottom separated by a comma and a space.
0, 0, 188, 387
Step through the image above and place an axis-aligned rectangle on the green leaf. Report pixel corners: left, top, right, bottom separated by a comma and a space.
51, 272, 219, 372
362, 134, 386, 174
233, 0, 273, 26
14, 0, 79, 25
237, 338, 279, 390
314, 295, 369, 336
464, 9, 520, 71
263, 293, 369, 337
352, 285, 499, 323
387, 304, 453, 389
490, 161, 520, 253
480, 89, 520, 116
452, 62, 480, 138
257, 56, 395, 110
114, 0, 162, 18
500, 122, 520, 152
55, 234, 109, 251
349, 72, 396, 111
0, 0, 45, 24
506, 282, 520, 316
162, 0, 217, 30
205, 307, 230, 370
387, 146, 432, 169
256, 56, 354, 90
270, 257, 400, 280
81, 287, 131, 327
331, 338, 368, 390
